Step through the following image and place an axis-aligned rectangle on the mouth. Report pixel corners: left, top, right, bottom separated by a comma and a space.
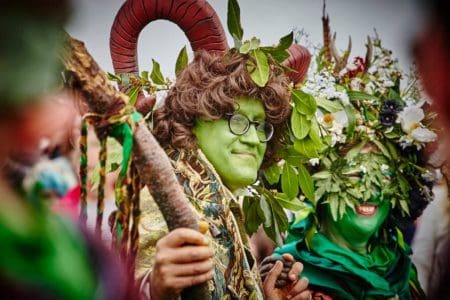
356, 203, 378, 216
232, 151, 256, 158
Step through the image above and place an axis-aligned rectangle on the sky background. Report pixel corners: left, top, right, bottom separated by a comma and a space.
66, 0, 424, 78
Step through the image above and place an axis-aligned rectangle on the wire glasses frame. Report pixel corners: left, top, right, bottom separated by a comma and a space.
226, 112, 274, 142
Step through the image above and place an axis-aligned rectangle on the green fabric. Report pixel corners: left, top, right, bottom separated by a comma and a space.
0, 192, 98, 299
276, 233, 422, 299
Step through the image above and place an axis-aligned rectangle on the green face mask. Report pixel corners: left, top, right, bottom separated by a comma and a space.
322, 196, 391, 253
193, 96, 268, 191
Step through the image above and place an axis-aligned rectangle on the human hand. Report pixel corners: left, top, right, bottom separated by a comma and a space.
149, 228, 214, 300
261, 253, 311, 300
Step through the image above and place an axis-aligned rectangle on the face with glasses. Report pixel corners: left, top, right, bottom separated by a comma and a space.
193, 96, 271, 191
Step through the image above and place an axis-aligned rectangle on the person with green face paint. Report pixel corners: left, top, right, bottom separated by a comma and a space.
135, 50, 311, 299
262, 20, 436, 299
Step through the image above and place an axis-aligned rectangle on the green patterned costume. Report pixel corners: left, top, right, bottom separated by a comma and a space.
137, 148, 263, 299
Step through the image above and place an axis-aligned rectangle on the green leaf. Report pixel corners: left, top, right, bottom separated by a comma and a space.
316, 97, 343, 113
347, 90, 378, 102
292, 90, 317, 115
385, 140, 398, 160
345, 140, 367, 161
274, 193, 305, 211
239, 41, 251, 54
293, 138, 319, 158
309, 117, 323, 146
243, 197, 264, 234
281, 164, 299, 199
312, 170, 332, 179
285, 151, 308, 167
261, 47, 290, 64
140, 71, 149, 80
175, 46, 188, 75
127, 86, 140, 106
264, 164, 281, 185
150, 59, 165, 85
260, 196, 272, 227
343, 105, 356, 139
297, 164, 315, 202
248, 49, 269, 87
249, 37, 260, 50
227, 0, 243, 43
291, 110, 311, 139
372, 139, 391, 159
388, 89, 402, 102
276, 31, 294, 51
107, 72, 122, 82
328, 193, 339, 221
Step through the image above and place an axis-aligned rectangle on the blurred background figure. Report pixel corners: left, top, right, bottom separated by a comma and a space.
410, 0, 450, 299
0, 1, 128, 299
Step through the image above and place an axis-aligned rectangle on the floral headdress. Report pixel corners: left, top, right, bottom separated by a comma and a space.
244, 11, 439, 246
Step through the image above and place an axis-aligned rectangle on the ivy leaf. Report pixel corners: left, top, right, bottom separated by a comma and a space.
281, 163, 299, 199
175, 46, 188, 76
274, 193, 305, 211
293, 90, 317, 115
248, 49, 269, 87
291, 110, 311, 139
316, 97, 343, 113
297, 164, 315, 202
150, 59, 165, 85
264, 164, 281, 185
227, 0, 243, 45
127, 86, 140, 106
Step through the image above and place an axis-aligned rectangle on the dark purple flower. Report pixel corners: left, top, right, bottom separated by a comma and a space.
380, 110, 397, 127
383, 99, 402, 112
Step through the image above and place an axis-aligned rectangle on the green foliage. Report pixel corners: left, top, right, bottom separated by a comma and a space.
293, 90, 317, 115
150, 59, 165, 85
227, 0, 243, 47
246, 49, 269, 87
175, 46, 188, 75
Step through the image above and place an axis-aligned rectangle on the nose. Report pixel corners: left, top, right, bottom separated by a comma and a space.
240, 124, 260, 145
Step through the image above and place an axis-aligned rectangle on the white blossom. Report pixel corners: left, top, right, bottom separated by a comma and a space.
380, 164, 389, 173
309, 158, 320, 166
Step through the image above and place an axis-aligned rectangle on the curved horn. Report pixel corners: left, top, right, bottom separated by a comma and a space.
110, 0, 228, 75
283, 44, 311, 85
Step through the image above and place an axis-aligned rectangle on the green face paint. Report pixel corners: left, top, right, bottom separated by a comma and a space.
193, 96, 267, 191
322, 193, 391, 254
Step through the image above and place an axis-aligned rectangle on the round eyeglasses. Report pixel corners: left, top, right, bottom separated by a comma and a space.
226, 113, 274, 142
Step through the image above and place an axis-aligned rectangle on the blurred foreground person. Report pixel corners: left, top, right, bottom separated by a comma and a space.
0, 1, 127, 299
411, 0, 450, 299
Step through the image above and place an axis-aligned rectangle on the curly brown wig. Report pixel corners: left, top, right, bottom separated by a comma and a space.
153, 50, 292, 167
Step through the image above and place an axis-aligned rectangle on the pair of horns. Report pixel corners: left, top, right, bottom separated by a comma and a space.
110, 0, 310, 84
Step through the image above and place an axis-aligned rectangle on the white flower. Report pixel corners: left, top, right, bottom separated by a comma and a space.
421, 170, 435, 182
309, 158, 320, 166
411, 127, 437, 143
397, 105, 424, 133
380, 164, 389, 173
360, 165, 367, 174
